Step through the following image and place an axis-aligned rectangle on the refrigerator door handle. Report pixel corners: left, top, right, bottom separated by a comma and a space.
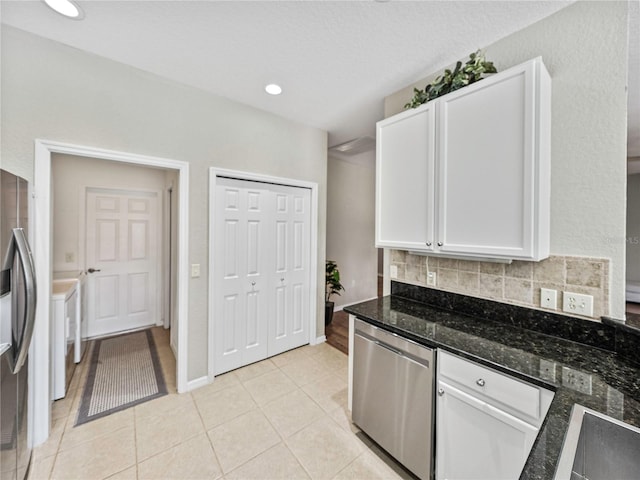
3, 228, 37, 374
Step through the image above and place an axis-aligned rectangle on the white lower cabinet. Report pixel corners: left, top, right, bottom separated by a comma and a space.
436, 351, 554, 480
436, 381, 538, 480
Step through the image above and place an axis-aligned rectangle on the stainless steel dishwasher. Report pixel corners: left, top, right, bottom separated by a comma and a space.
352, 318, 435, 480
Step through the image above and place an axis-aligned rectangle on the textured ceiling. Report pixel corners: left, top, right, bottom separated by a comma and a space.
1, 0, 636, 155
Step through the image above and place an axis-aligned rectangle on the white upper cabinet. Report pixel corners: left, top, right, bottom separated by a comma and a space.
376, 102, 436, 251
376, 57, 550, 261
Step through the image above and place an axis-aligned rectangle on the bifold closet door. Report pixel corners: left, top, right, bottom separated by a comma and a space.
214, 179, 270, 374
268, 184, 311, 357
214, 178, 311, 375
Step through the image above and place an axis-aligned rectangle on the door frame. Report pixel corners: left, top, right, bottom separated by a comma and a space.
208, 167, 319, 382
81, 186, 164, 337
32, 139, 190, 446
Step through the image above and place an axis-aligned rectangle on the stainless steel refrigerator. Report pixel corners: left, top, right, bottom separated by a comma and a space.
0, 169, 37, 480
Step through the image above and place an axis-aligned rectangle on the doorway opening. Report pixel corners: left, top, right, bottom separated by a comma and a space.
626, 169, 640, 329
52, 156, 173, 340
32, 140, 189, 446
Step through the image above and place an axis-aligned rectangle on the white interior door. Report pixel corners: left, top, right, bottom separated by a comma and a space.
214, 179, 269, 374
85, 189, 160, 338
269, 184, 311, 357
214, 177, 311, 375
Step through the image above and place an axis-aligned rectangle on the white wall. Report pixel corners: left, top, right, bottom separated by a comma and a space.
1, 26, 328, 381
326, 152, 378, 308
384, 1, 629, 319
51, 153, 167, 272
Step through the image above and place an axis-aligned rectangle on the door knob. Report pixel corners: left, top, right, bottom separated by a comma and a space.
476, 378, 486, 387
87, 268, 101, 273
438, 388, 445, 396
251, 281, 256, 286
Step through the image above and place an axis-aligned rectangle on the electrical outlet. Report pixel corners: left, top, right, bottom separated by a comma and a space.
427, 271, 436, 286
539, 359, 557, 382
390, 265, 398, 279
65, 252, 75, 263
562, 366, 592, 395
562, 292, 594, 317
540, 288, 557, 310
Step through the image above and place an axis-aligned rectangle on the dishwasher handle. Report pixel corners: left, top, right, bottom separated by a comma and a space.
355, 319, 433, 368
375, 340, 403, 357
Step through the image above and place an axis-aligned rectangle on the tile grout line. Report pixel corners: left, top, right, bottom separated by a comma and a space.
272, 361, 352, 480
191, 390, 227, 479
257, 362, 319, 480
213, 352, 348, 479
221, 386, 289, 478
44, 346, 92, 479
133, 403, 139, 480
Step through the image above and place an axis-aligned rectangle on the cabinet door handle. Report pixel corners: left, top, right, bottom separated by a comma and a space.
437, 242, 443, 247
87, 268, 101, 274
438, 388, 445, 396
426, 242, 432, 247
476, 378, 486, 387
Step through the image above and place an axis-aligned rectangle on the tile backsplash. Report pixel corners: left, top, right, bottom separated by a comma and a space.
390, 251, 610, 320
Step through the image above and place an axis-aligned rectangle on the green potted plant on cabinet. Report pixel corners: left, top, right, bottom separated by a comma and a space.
404, 50, 497, 109
325, 260, 345, 326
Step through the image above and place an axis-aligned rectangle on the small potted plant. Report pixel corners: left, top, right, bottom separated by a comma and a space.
325, 260, 345, 326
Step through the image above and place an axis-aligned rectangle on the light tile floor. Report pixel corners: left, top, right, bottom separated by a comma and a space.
29, 328, 414, 480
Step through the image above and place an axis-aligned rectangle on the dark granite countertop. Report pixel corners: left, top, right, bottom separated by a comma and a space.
344, 294, 640, 480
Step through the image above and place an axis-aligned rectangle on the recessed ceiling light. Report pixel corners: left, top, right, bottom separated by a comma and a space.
43, 0, 84, 19
265, 84, 283, 96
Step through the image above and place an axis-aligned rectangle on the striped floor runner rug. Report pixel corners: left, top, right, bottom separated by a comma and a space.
76, 329, 167, 426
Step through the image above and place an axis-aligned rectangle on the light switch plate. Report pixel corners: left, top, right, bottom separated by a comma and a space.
191, 263, 200, 278
427, 271, 436, 286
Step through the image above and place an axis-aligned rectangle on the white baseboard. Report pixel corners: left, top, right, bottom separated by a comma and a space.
315, 335, 326, 344
186, 375, 210, 392
334, 296, 378, 312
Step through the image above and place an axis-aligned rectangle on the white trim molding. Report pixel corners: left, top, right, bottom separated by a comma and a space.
32, 139, 190, 445
186, 375, 210, 392
208, 167, 320, 383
